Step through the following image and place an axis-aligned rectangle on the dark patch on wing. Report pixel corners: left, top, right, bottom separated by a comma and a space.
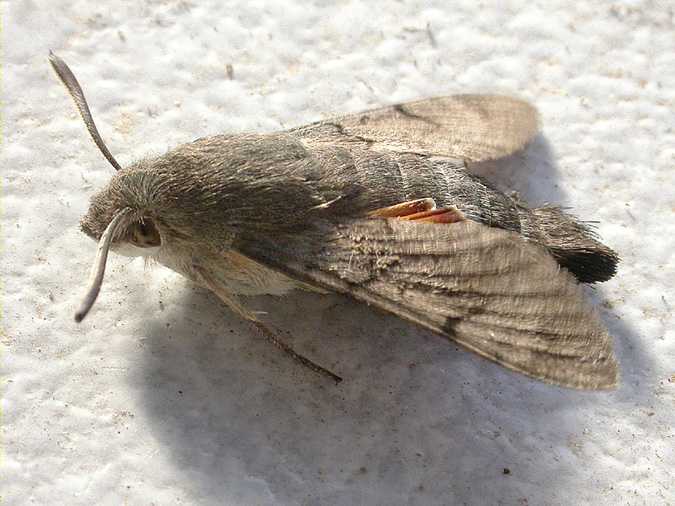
442, 316, 460, 337
442, 305, 486, 337
325, 121, 374, 146
393, 104, 442, 128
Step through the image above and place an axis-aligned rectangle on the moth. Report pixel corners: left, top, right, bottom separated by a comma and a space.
50, 52, 619, 390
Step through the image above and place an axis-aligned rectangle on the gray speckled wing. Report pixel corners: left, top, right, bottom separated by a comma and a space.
290, 95, 540, 162
237, 219, 617, 390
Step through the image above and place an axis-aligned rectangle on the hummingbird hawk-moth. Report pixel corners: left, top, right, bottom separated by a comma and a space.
50, 52, 619, 390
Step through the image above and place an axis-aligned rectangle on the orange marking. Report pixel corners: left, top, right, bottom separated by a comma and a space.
368, 198, 436, 218
415, 209, 465, 223
369, 199, 465, 225
401, 207, 465, 223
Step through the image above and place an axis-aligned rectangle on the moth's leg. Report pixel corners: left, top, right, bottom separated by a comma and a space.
249, 321, 342, 384
368, 198, 436, 218
193, 265, 342, 384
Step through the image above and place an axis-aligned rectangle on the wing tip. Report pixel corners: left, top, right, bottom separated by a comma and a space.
490, 352, 620, 391
528, 348, 620, 390
459, 94, 541, 162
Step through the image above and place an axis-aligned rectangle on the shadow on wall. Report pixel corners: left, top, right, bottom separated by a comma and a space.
469, 134, 568, 206
131, 139, 645, 504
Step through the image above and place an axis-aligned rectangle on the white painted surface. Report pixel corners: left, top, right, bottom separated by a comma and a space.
3, 1, 673, 504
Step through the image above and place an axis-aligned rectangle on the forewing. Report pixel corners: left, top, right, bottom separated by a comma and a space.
237, 219, 617, 389
290, 95, 540, 162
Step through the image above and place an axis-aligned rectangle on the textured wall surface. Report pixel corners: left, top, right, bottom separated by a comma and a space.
2, 1, 674, 504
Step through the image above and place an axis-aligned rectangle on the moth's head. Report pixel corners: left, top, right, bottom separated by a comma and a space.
82, 211, 161, 252
49, 52, 168, 322
79, 168, 163, 255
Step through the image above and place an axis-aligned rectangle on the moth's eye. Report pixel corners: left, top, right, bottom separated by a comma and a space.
129, 219, 161, 248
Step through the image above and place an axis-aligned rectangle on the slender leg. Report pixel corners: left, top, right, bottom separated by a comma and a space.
250, 321, 342, 384
194, 265, 342, 384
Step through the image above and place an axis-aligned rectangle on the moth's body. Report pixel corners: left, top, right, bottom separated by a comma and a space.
92, 132, 614, 297
50, 52, 619, 390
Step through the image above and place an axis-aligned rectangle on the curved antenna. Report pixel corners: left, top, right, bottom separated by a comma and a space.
75, 209, 131, 322
49, 51, 123, 172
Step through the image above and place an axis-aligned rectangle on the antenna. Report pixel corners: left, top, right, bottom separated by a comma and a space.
49, 51, 123, 172
75, 209, 131, 322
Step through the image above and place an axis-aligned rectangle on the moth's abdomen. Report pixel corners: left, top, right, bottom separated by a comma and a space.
523, 207, 619, 283
307, 144, 618, 283
406, 159, 619, 284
